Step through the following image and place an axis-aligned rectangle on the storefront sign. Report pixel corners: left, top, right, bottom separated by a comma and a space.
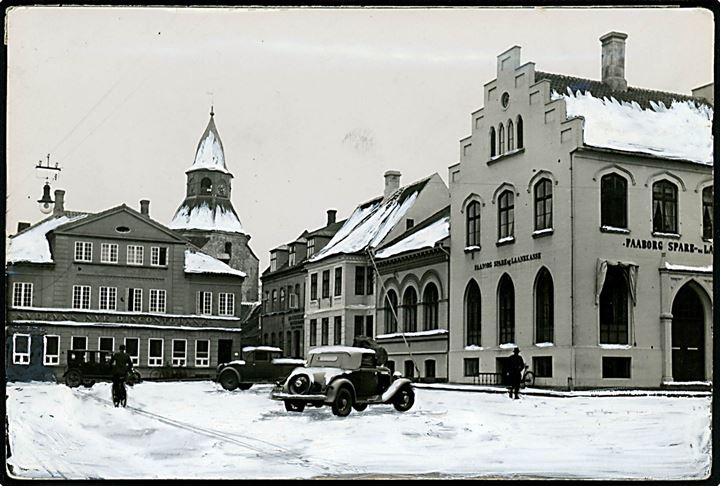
474, 252, 541, 271
623, 238, 712, 254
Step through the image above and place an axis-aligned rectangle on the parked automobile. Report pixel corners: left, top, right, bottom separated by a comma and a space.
216, 346, 305, 391
270, 346, 415, 417
63, 349, 141, 388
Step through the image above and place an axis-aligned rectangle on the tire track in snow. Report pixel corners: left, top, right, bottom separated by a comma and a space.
84, 393, 361, 477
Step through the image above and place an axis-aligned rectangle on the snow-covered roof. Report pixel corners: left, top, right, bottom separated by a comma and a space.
309, 178, 430, 263
7, 214, 88, 264
187, 115, 230, 175
243, 346, 282, 353
13, 319, 243, 332
184, 249, 246, 278
169, 203, 246, 234
375, 215, 449, 259
308, 346, 376, 355
552, 87, 713, 165
375, 329, 449, 339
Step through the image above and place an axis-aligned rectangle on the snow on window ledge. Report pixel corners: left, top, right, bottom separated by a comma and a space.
534, 342, 554, 348
499, 342, 518, 349
532, 228, 554, 238
464, 345, 484, 351
496, 236, 515, 246
652, 232, 681, 239
464, 245, 481, 253
599, 344, 632, 349
600, 226, 630, 234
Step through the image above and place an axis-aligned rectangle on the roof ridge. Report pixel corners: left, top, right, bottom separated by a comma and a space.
375, 205, 450, 251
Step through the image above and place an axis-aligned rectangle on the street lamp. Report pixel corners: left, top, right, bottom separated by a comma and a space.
38, 182, 54, 214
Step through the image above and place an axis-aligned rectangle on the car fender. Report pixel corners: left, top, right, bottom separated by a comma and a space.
325, 377, 356, 404
218, 367, 242, 382
381, 378, 413, 403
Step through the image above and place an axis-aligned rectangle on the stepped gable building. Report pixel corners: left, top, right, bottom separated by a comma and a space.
373, 206, 450, 381
447, 32, 713, 389
304, 171, 449, 355
7, 191, 248, 382
259, 210, 345, 358
169, 109, 260, 304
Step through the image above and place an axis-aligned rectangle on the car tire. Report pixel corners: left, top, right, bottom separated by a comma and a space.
284, 400, 305, 413
352, 403, 368, 412
522, 371, 535, 388
331, 388, 353, 417
65, 370, 81, 388
392, 385, 415, 412
238, 383, 253, 391
219, 371, 239, 391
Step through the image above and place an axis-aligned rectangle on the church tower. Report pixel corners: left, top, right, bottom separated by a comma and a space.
169, 109, 259, 302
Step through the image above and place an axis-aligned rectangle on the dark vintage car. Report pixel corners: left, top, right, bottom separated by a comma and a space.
216, 346, 305, 391
63, 349, 141, 388
270, 346, 415, 417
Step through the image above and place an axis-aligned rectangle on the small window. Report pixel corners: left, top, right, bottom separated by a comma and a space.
195, 339, 210, 367
602, 357, 631, 379
225, 242, 232, 258
101, 243, 119, 263
72, 285, 91, 310
12, 282, 33, 308
498, 190, 515, 240
501, 92, 510, 108
13, 334, 31, 365
322, 270, 330, 298
321, 318, 329, 345
334, 267, 343, 296
702, 186, 713, 240
489, 127, 496, 157
532, 356, 553, 378
355, 266, 366, 295
151, 247, 168, 266
150, 289, 167, 313
516, 115, 524, 149
115, 226, 131, 233
148, 338, 164, 367
43, 335, 60, 366
197, 291, 212, 315
466, 201, 481, 247
74, 241, 93, 262
464, 358, 479, 377
127, 245, 144, 265
99, 286, 118, 311
128, 288, 143, 312
219, 292, 235, 316
498, 123, 505, 155
652, 180, 678, 234
99, 337, 114, 352
534, 178, 553, 231
201, 177, 213, 194
507, 119, 514, 151
406, 219, 415, 230
125, 337, 140, 366
425, 359, 436, 379
310, 274, 318, 300
309, 319, 317, 347
172, 339, 187, 367
317, 354, 338, 363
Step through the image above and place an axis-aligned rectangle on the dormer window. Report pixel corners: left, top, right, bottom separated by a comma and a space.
307, 238, 315, 257
270, 253, 277, 272
289, 246, 296, 266
201, 178, 213, 194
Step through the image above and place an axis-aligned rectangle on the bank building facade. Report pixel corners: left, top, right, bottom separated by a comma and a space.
447, 32, 713, 389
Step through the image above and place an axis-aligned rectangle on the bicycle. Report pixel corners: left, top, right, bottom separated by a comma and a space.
112, 375, 128, 408
520, 365, 535, 389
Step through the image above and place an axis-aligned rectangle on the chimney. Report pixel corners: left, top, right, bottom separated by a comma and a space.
17, 222, 30, 233
140, 199, 150, 216
53, 189, 65, 215
600, 31, 628, 92
384, 170, 401, 199
326, 209, 337, 225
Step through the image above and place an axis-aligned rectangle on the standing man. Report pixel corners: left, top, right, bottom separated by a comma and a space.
507, 347, 524, 400
109, 344, 133, 400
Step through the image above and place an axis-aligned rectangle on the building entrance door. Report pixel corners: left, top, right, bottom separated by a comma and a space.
671, 285, 705, 382
218, 339, 233, 365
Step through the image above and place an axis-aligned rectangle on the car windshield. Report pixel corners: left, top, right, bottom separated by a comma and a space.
309, 353, 345, 368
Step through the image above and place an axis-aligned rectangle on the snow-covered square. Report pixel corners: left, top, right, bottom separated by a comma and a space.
6, 381, 711, 480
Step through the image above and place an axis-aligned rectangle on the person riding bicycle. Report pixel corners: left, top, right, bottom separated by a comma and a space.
109, 345, 133, 402
507, 347, 525, 400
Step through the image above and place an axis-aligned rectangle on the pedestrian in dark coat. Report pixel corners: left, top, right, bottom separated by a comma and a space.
507, 347, 524, 399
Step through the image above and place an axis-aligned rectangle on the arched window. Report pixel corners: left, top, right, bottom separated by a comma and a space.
702, 186, 713, 239
280, 288, 286, 309
507, 120, 514, 151
225, 242, 232, 257
403, 287, 418, 333
516, 115, 524, 149
534, 178, 553, 231
599, 266, 628, 344
534, 268, 554, 343
263, 333, 269, 345
384, 290, 399, 334
270, 333, 276, 346
498, 274, 515, 344
498, 123, 505, 155
601, 173, 628, 228
271, 289, 277, 311
653, 180, 678, 233
423, 283, 439, 331
498, 190, 515, 240
465, 280, 481, 346
489, 127, 496, 157
466, 201, 481, 247
201, 178, 213, 194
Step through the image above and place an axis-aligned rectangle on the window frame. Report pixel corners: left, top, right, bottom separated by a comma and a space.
149, 288, 167, 313
321, 318, 329, 346
195, 339, 210, 367
74, 241, 93, 262
43, 335, 60, 366
148, 338, 164, 367
702, 185, 713, 240
310, 273, 318, 301
463, 357, 479, 377
652, 180, 678, 234
498, 123, 505, 155
99, 286, 118, 311
497, 190, 515, 240
489, 127, 496, 158
423, 283, 439, 331
309, 319, 318, 347
321, 270, 330, 299
507, 119, 514, 151
600, 173, 628, 229
150, 246, 168, 266
71, 336, 88, 352
12, 282, 33, 308
218, 292, 235, 316
172, 339, 187, 367
124, 337, 140, 366
402, 286, 418, 333
334, 267, 343, 297
497, 275, 515, 345
602, 357, 631, 379
128, 287, 143, 312
197, 291, 212, 315
466, 201, 481, 247
384, 290, 399, 334
72, 285, 91, 309
465, 280, 481, 346
98, 336, 114, 352
126, 245, 144, 266
333, 316, 342, 345
599, 266, 629, 345
100, 243, 119, 264
534, 268, 554, 344
13, 334, 31, 365
355, 266, 366, 295
534, 178, 553, 231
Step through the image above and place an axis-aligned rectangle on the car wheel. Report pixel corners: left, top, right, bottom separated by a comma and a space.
392, 385, 415, 412
352, 403, 368, 412
65, 370, 81, 388
331, 388, 353, 417
219, 371, 239, 391
238, 383, 253, 391
284, 400, 305, 413
522, 371, 535, 388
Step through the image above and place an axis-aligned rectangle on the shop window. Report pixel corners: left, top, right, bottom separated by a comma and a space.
465, 280, 481, 346
599, 266, 629, 344
498, 190, 515, 240
402, 287, 418, 333
652, 180, 678, 234
466, 201, 481, 247
423, 283, 439, 331
13, 334, 30, 365
43, 335, 60, 365
148, 338, 164, 367
532, 357, 553, 378
534, 268, 554, 343
534, 178, 553, 231
384, 290, 398, 334
601, 173, 628, 229
602, 357, 631, 379
703, 186, 713, 239
99, 337, 114, 352
498, 274, 515, 344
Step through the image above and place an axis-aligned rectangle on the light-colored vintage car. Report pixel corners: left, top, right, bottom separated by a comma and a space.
270, 346, 415, 417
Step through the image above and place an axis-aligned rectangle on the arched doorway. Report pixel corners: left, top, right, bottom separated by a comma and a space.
671, 284, 705, 381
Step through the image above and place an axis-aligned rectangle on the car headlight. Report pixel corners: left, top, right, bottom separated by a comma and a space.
288, 374, 311, 395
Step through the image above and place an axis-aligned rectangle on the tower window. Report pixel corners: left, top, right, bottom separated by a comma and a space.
201, 178, 213, 194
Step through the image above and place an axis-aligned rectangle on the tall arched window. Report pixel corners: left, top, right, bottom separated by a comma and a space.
466, 201, 481, 247
498, 190, 515, 240
403, 287, 418, 333
498, 274, 515, 344
270, 332, 276, 347
201, 177, 213, 194
507, 119, 514, 151
653, 180, 678, 234
601, 173, 628, 228
702, 186, 713, 239
516, 115, 524, 149
225, 242, 232, 257
599, 266, 629, 344
534, 268, 554, 343
489, 127, 496, 157
498, 123, 505, 155
423, 283, 439, 331
534, 178, 553, 231
384, 290, 398, 334
465, 280, 481, 346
